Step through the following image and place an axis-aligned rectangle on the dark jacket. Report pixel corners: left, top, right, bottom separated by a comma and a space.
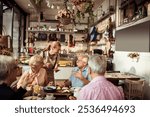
0, 83, 26, 100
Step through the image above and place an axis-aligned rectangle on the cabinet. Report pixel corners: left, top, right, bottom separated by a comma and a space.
115, 0, 150, 52
119, 0, 148, 26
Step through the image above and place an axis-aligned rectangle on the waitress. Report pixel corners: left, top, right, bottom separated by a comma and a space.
42, 41, 61, 85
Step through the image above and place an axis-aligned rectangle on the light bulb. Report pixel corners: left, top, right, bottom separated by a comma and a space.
51, 4, 54, 9
57, 6, 60, 10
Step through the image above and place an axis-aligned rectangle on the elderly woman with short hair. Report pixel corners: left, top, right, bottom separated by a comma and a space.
17, 54, 48, 91
0, 55, 30, 100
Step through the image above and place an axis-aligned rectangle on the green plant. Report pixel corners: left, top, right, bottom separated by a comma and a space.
71, 0, 94, 19
128, 53, 140, 59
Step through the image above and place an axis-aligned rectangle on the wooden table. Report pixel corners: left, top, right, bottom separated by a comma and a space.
105, 73, 140, 86
105, 73, 140, 80
24, 90, 73, 100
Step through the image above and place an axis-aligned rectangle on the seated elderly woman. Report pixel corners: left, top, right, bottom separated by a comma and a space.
17, 54, 48, 92
0, 55, 30, 100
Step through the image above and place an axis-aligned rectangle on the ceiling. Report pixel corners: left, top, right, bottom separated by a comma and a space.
14, 0, 104, 21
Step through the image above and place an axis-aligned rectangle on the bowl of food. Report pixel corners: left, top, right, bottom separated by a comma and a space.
43, 86, 56, 93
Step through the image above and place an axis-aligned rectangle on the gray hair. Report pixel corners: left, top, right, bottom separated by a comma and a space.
0, 55, 16, 81
78, 54, 89, 64
88, 54, 107, 74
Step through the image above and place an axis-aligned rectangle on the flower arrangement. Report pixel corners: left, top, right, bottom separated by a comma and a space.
55, 9, 74, 25
55, 9, 73, 19
70, 0, 94, 19
128, 53, 139, 59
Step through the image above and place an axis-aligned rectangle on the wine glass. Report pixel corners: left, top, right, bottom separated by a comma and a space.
33, 85, 41, 96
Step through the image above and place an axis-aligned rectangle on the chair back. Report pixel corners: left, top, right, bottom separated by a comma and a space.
124, 79, 145, 100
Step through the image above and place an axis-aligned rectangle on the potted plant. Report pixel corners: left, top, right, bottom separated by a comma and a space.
55, 9, 74, 25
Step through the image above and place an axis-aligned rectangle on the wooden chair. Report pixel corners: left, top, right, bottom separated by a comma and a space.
124, 79, 145, 100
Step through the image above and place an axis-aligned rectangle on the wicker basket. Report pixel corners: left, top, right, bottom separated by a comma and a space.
59, 18, 71, 25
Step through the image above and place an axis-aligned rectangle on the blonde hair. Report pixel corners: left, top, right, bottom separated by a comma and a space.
29, 54, 44, 65
44, 41, 61, 51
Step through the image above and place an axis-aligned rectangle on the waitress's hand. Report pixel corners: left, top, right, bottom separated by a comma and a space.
46, 63, 51, 68
54, 68, 60, 72
43, 63, 51, 69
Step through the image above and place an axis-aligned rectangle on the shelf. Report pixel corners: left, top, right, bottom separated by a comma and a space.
120, 0, 147, 9
28, 30, 72, 33
90, 11, 115, 27
28, 30, 87, 34
116, 16, 150, 31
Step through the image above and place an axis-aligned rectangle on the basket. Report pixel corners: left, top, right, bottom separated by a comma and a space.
59, 18, 71, 25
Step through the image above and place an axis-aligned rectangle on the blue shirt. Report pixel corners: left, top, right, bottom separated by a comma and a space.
69, 66, 91, 87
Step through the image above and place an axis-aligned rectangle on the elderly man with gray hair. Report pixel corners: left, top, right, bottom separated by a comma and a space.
64, 54, 90, 88
0, 55, 30, 100
77, 54, 124, 100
